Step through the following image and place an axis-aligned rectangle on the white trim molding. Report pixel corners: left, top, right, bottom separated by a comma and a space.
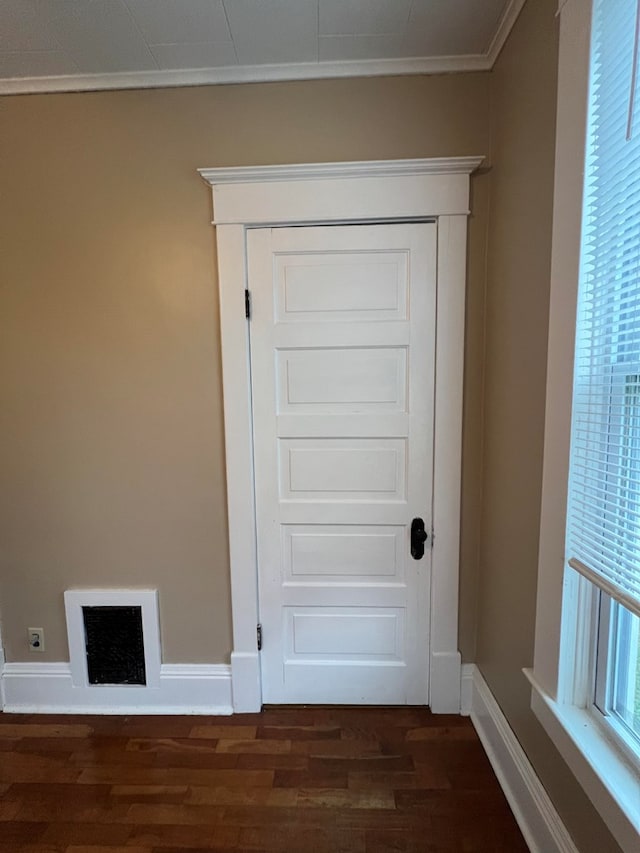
486, 0, 528, 66
468, 665, 580, 853
460, 662, 474, 716
0, 2, 526, 97
1, 662, 232, 715
0, 55, 488, 97
198, 158, 486, 185
199, 158, 483, 226
200, 157, 482, 713
0, 625, 5, 711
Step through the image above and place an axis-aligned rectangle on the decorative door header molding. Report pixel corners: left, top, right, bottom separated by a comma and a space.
198, 157, 484, 224
198, 157, 484, 186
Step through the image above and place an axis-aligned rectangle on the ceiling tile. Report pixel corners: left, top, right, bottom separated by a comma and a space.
0, 1, 63, 51
42, 0, 157, 73
319, 35, 407, 62
124, 0, 230, 46
407, 0, 507, 55
319, 0, 411, 36
0, 50, 78, 78
224, 0, 318, 65
150, 41, 237, 69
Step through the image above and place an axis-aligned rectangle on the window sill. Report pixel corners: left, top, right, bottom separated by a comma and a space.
524, 668, 639, 852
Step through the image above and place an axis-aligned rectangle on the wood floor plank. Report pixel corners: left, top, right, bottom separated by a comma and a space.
349, 770, 451, 791
0, 846, 63, 853
77, 766, 274, 787
0, 820, 53, 844
109, 785, 189, 804
65, 847, 152, 853
309, 754, 415, 773
296, 787, 395, 810
0, 752, 80, 784
153, 752, 240, 770
237, 824, 367, 853
3, 782, 111, 804
256, 725, 341, 741
123, 803, 225, 826
188, 725, 257, 740
39, 822, 132, 846
0, 799, 21, 820
291, 738, 382, 757
69, 749, 156, 768
0, 724, 93, 739
13, 737, 100, 754
126, 823, 240, 849
14, 801, 131, 824
127, 736, 227, 754
405, 726, 478, 741
364, 828, 444, 852
185, 784, 298, 807
215, 738, 292, 754
216, 803, 346, 828
272, 768, 348, 789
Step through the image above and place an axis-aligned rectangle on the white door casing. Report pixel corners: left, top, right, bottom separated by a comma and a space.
199, 157, 483, 713
249, 223, 435, 704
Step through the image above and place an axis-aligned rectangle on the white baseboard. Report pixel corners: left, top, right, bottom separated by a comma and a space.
468, 665, 579, 853
429, 650, 462, 713
1, 662, 232, 715
230, 651, 262, 713
0, 644, 5, 710
460, 662, 474, 716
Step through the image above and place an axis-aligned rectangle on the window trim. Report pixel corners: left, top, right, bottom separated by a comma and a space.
529, 0, 640, 848
600, 600, 640, 756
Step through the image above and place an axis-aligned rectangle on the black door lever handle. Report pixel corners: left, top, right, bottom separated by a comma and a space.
411, 518, 428, 560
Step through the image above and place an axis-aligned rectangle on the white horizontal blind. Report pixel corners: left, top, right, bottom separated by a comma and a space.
567, 0, 640, 618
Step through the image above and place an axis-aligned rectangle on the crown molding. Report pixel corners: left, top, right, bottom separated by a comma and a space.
0, 53, 492, 96
198, 157, 485, 188
486, 0, 528, 66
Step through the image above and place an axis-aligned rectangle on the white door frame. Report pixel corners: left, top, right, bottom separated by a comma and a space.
199, 157, 483, 713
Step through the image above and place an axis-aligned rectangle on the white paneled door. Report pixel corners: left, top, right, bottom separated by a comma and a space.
248, 223, 436, 704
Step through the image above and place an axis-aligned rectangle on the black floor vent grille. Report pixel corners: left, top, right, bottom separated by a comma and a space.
82, 605, 146, 685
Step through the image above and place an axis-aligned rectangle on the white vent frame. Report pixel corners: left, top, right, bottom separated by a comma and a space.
64, 589, 161, 689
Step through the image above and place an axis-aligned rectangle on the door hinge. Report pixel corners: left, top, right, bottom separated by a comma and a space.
257, 623, 262, 651
245, 289, 251, 319
430, 526, 435, 548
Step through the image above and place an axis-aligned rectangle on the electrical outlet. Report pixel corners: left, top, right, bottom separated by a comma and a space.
28, 627, 45, 652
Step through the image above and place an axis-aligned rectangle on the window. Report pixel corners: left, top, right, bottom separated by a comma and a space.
566, 0, 640, 759
529, 0, 640, 848
596, 600, 640, 748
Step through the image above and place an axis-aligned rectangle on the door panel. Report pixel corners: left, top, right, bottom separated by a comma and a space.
288, 609, 403, 657
277, 346, 408, 411
282, 524, 405, 581
281, 438, 406, 501
274, 251, 408, 321
248, 223, 436, 704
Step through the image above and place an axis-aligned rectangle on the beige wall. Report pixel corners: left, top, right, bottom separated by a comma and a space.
478, 0, 621, 850
0, 74, 490, 663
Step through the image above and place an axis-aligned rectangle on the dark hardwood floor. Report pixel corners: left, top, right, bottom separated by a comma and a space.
0, 707, 529, 852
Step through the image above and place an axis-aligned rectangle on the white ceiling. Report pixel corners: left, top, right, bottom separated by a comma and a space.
0, 0, 525, 95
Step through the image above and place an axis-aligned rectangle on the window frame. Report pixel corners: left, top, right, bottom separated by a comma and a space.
528, 0, 640, 849
595, 596, 640, 756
